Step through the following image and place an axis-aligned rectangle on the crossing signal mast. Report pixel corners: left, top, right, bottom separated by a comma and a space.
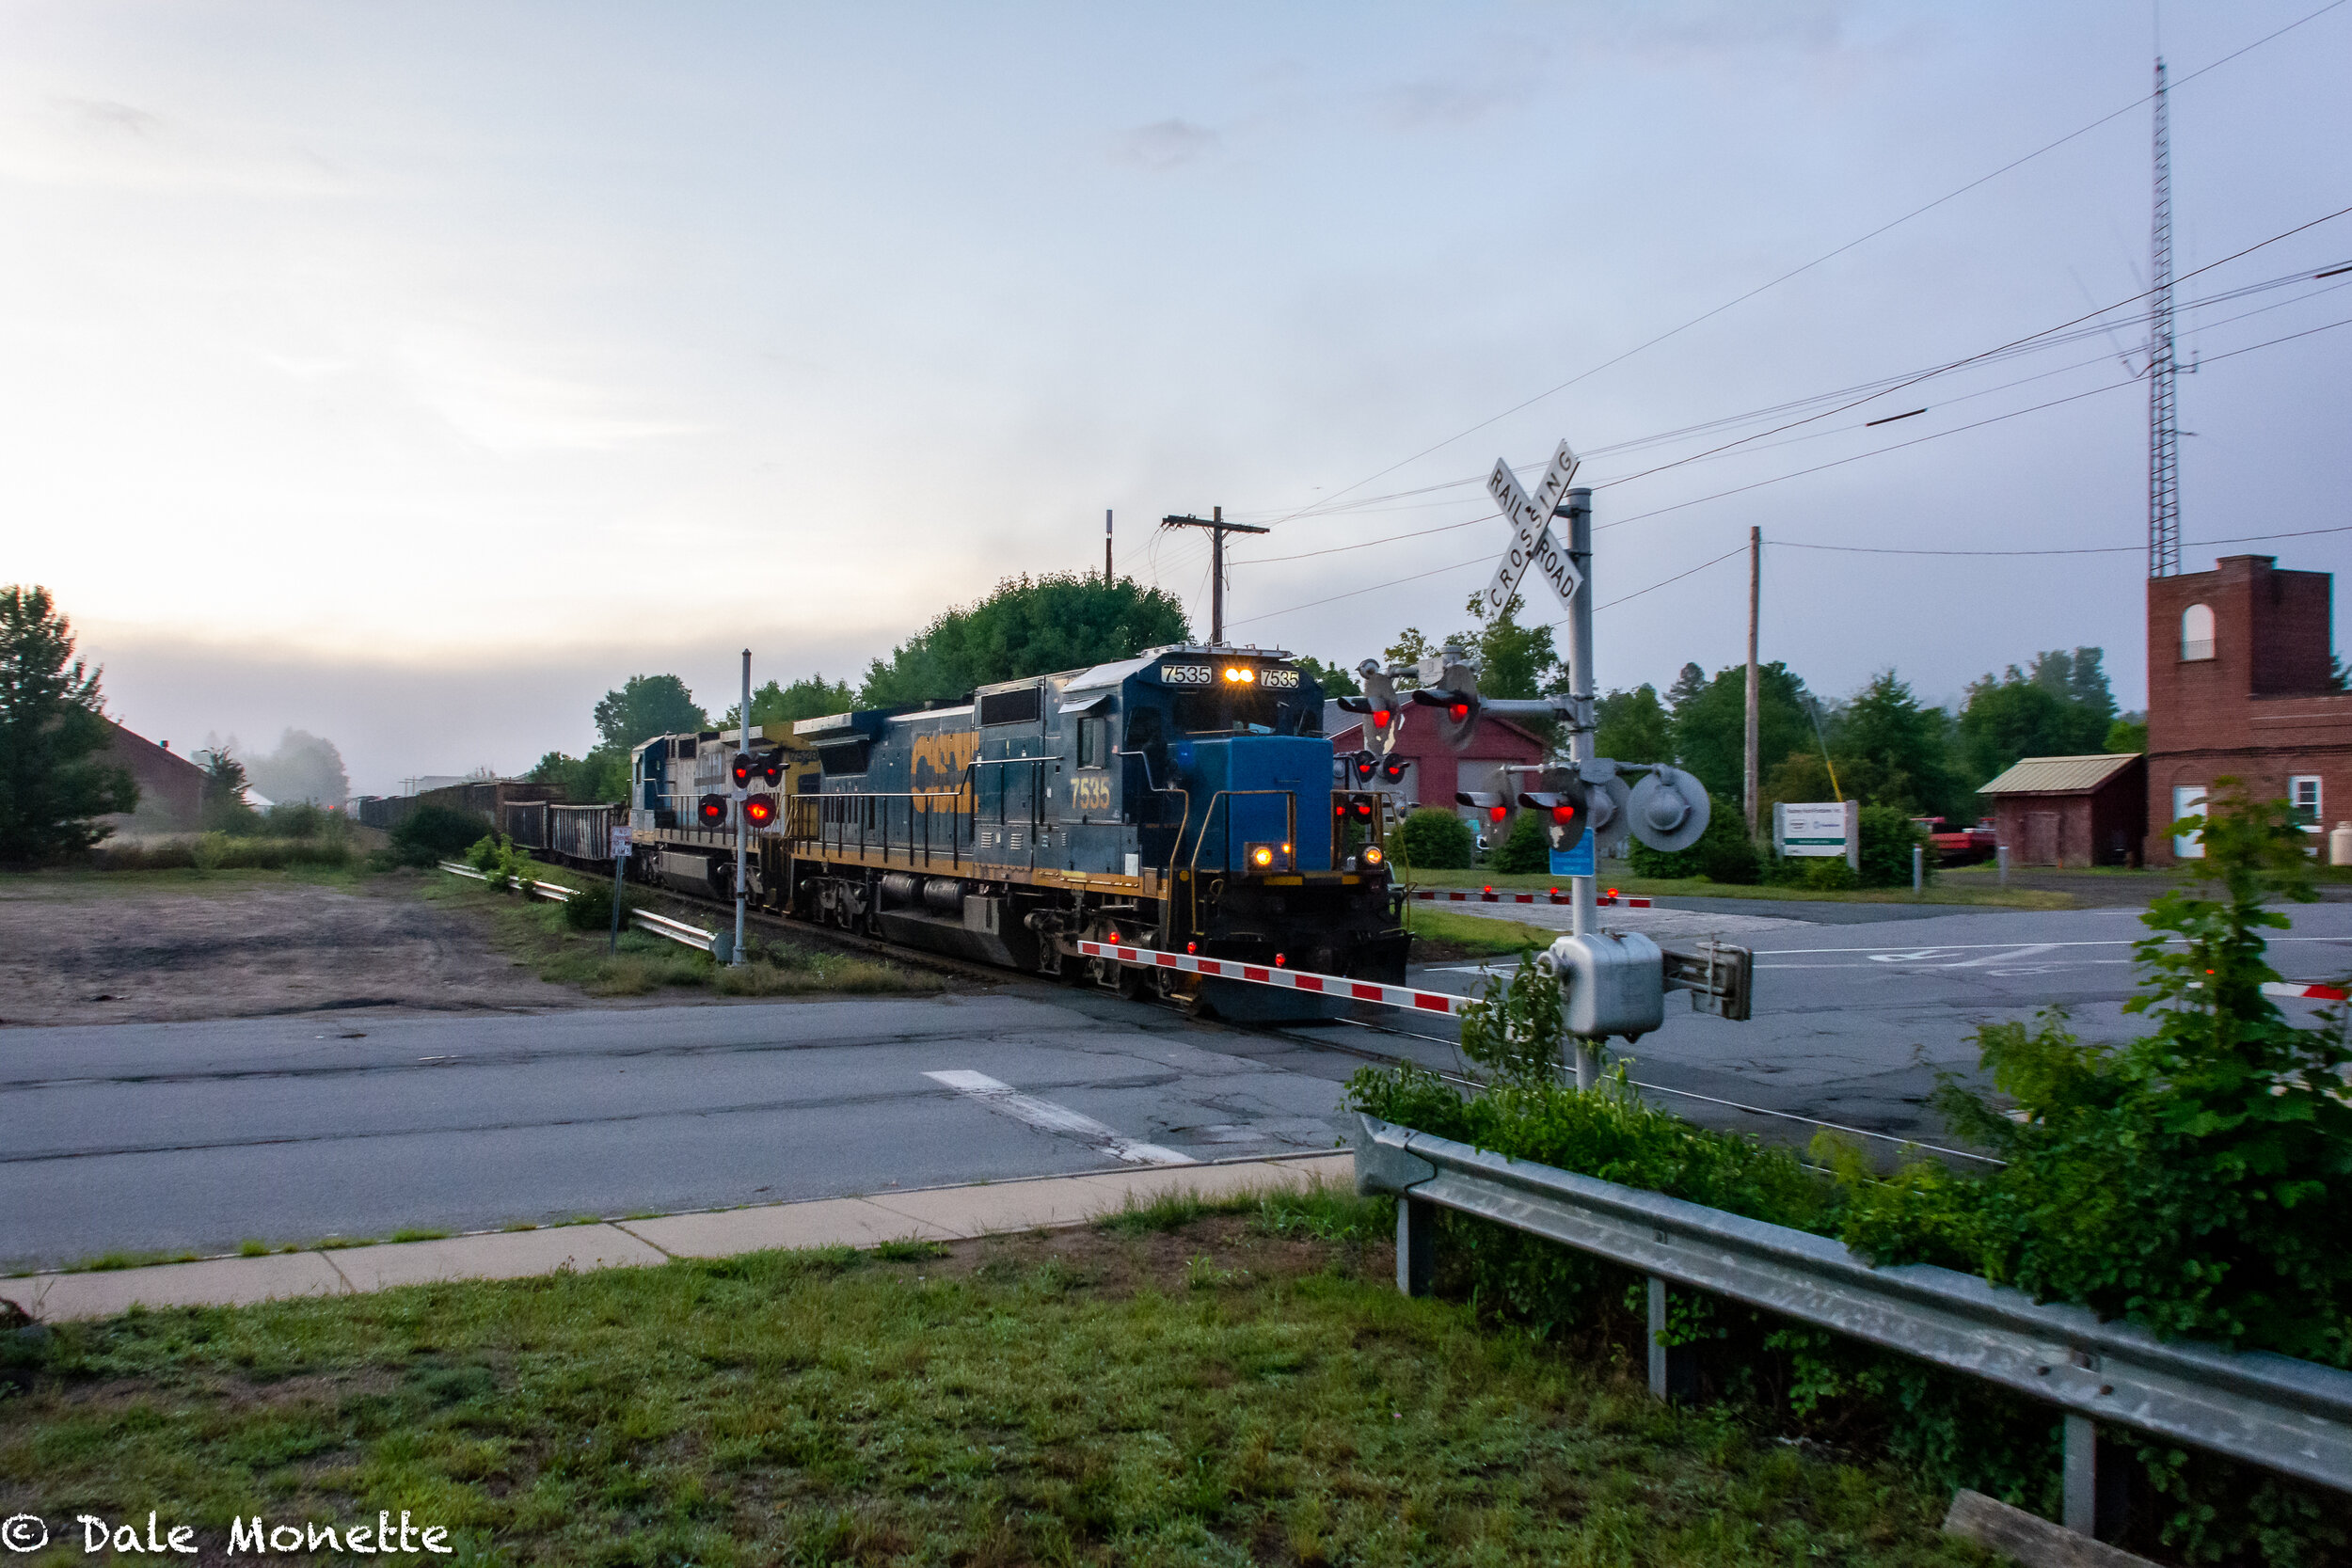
1355, 436, 1753, 1071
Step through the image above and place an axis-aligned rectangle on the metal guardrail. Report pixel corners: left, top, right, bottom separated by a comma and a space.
1353, 1111, 2352, 1531
438, 863, 716, 954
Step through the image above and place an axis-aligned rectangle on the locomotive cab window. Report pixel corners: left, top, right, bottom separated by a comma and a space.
1075, 716, 1113, 768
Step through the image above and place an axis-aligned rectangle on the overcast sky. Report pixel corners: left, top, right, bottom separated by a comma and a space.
7, 1, 2347, 793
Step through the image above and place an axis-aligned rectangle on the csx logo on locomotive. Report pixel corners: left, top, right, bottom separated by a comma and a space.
910, 731, 977, 811
1072, 774, 1112, 812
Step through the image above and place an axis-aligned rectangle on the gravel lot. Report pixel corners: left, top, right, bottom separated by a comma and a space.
0, 869, 594, 1028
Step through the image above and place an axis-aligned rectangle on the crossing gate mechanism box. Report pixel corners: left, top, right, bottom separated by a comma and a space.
1543, 931, 1664, 1039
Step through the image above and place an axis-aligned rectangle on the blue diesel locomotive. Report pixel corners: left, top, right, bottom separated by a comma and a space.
623, 643, 1407, 1019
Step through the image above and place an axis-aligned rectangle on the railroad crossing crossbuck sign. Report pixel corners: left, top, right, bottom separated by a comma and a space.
1480, 439, 1581, 616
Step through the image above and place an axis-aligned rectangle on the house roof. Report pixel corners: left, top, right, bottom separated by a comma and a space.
1977, 752, 2142, 796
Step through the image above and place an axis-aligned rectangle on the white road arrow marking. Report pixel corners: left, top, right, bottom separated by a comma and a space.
925, 1069, 1194, 1166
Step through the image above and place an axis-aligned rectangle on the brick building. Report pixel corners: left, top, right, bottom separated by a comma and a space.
1323, 701, 1549, 824
2144, 554, 2352, 863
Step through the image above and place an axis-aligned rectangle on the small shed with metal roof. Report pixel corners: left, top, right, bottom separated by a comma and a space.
1977, 752, 2148, 867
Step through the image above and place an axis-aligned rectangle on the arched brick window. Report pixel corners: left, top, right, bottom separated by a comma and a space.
2181, 602, 2216, 661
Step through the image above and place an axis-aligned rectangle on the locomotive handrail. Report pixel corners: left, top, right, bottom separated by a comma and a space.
1117, 746, 1189, 943
1185, 789, 1298, 938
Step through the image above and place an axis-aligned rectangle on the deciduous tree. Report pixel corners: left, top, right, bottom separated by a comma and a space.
859, 574, 1190, 707
592, 674, 708, 753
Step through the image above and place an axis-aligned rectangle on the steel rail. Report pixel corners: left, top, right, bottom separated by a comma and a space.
1353, 1112, 2352, 1498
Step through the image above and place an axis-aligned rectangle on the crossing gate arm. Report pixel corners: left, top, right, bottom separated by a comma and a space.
1352, 1113, 2352, 1497
1410, 889, 1652, 908
1073, 940, 1470, 1018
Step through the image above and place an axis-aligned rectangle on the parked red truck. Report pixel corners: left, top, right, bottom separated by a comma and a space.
1914, 816, 1997, 865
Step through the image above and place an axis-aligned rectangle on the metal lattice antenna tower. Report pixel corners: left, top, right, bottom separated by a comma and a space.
2147, 55, 2181, 578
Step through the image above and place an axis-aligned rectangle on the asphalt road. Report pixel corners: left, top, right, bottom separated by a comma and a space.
10, 897, 2352, 1270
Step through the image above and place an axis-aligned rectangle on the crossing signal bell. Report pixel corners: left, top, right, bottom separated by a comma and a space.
1455, 789, 1510, 824
1336, 660, 1405, 759
1518, 784, 1590, 848
1412, 643, 1482, 751
1626, 765, 1711, 853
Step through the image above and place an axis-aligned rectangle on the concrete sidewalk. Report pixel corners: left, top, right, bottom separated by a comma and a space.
1, 1152, 1354, 1323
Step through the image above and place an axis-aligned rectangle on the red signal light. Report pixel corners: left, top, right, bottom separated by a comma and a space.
729, 752, 755, 790
1449, 703, 1470, 722
1334, 800, 1349, 819
696, 793, 727, 827
743, 794, 776, 827
1353, 800, 1374, 819
1372, 709, 1391, 728
1488, 805, 1507, 821
1550, 804, 1577, 825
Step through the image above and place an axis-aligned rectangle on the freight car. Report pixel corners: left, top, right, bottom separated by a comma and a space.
612, 644, 1407, 1021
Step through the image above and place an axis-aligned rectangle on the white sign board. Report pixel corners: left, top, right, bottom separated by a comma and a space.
1480, 441, 1582, 616
1774, 800, 1859, 870
610, 824, 634, 859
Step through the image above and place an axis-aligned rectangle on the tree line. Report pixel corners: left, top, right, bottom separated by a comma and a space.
541, 570, 2137, 828
1594, 646, 2137, 825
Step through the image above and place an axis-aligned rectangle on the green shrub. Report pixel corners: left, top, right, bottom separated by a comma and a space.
1627, 790, 1759, 883
1350, 785, 2352, 1561
464, 833, 538, 891
257, 800, 341, 839
561, 875, 636, 932
1487, 807, 1550, 874
1857, 803, 1929, 887
1393, 807, 1473, 870
388, 803, 487, 866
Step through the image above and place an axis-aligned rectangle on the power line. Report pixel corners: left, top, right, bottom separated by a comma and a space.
1249, 0, 2351, 528
1236, 260, 2348, 533
1225, 312, 2351, 630
1587, 204, 2352, 497
1595, 309, 2352, 533
1774, 522, 2352, 559
1590, 545, 1749, 613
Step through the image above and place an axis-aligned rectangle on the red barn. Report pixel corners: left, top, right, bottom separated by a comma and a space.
1324, 699, 1549, 825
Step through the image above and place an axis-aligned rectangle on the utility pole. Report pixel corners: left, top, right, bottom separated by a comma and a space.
1161, 506, 1268, 644
1104, 509, 1113, 583
733, 647, 750, 967
2148, 55, 2180, 578
1745, 527, 1761, 836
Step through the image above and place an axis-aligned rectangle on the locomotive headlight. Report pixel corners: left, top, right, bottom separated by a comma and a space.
1362, 846, 1384, 866
1222, 665, 1255, 683
1250, 846, 1274, 867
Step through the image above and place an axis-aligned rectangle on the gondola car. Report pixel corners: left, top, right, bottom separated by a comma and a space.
619, 644, 1407, 1020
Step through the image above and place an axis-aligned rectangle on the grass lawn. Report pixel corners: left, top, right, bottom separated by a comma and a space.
1401, 905, 1561, 957
423, 869, 946, 1001
0, 1185, 1979, 1567
1399, 869, 2073, 911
